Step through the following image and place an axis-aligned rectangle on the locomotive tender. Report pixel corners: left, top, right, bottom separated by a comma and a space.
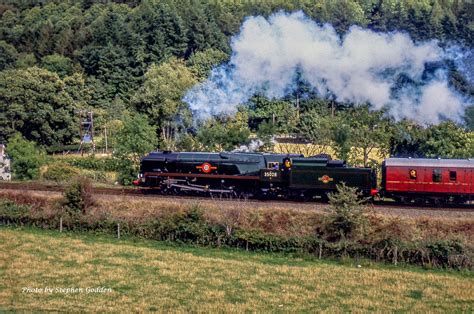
133, 151, 377, 199
134, 151, 473, 204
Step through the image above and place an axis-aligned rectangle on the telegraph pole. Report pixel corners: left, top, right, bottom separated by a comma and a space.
104, 125, 108, 153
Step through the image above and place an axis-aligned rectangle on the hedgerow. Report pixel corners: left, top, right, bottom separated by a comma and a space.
0, 193, 471, 270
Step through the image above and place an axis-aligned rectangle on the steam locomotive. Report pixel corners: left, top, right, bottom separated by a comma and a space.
133, 151, 473, 204
133, 151, 377, 199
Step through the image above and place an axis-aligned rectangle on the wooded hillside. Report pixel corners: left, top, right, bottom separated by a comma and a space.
0, 0, 473, 163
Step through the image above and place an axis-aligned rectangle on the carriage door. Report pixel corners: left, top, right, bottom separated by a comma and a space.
448, 169, 458, 195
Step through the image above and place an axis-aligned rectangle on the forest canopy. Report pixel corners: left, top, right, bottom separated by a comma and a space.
0, 0, 473, 161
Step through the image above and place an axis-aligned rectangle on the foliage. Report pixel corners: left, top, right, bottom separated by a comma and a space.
196, 113, 250, 151
390, 120, 474, 158
249, 95, 299, 135
117, 159, 137, 186
113, 114, 157, 164
297, 104, 392, 164
132, 57, 197, 148
0, 194, 472, 270
325, 183, 369, 241
62, 176, 94, 214
0, 0, 472, 161
423, 121, 474, 158
5, 134, 45, 180
113, 114, 157, 184
60, 156, 122, 172
343, 106, 392, 166
0, 40, 17, 70
187, 48, 228, 80
0, 67, 78, 146
465, 106, 474, 131
42, 163, 80, 182
40, 54, 75, 77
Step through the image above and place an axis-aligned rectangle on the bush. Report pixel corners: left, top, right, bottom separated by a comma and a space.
0, 194, 471, 270
79, 169, 108, 183
62, 156, 122, 172
6, 134, 45, 180
117, 160, 137, 186
62, 176, 94, 214
42, 163, 80, 182
324, 183, 369, 241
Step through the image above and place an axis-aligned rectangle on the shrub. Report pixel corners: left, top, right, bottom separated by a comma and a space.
6, 134, 45, 180
117, 160, 137, 185
62, 156, 122, 172
42, 163, 80, 182
79, 169, 108, 183
324, 183, 369, 241
62, 176, 94, 214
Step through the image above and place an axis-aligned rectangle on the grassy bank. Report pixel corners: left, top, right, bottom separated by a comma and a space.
1, 227, 472, 312
0, 191, 473, 269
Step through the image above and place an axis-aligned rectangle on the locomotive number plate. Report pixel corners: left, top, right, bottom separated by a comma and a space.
260, 170, 281, 181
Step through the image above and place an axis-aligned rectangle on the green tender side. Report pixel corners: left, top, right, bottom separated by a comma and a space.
289, 159, 373, 192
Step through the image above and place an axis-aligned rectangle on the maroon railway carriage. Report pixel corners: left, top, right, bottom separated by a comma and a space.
381, 158, 473, 204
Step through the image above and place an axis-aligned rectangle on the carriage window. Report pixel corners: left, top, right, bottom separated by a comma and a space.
432, 169, 442, 182
409, 169, 417, 179
449, 171, 457, 181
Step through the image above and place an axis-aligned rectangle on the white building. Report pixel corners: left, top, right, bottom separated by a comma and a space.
0, 144, 11, 181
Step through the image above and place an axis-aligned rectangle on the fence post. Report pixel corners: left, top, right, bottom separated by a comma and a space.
394, 246, 398, 265
319, 242, 322, 259
117, 223, 120, 239
60, 217, 63, 233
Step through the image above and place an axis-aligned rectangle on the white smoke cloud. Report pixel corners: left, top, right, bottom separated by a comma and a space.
183, 11, 472, 124
232, 139, 265, 152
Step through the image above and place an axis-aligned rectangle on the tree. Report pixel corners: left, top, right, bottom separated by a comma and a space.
324, 183, 369, 241
62, 176, 94, 214
40, 54, 75, 77
5, 134, 45, 180
389, 120, 428, 157
465, 106, 474, 131
132, 57, 197, 148
248, 95, 300, 136
131, 0, 188, 64
114, 114, 157, 185
331, 118, 352, 161
345, 106, 392, 167
187, 48, 228, 80
298, 107, 334, 155
114, 114, 157, 164
0, 40, 17, 70
423, 121, 474, 158
182, 1, 228, 56
390, 120, 474, 158
321, 0, 368, 33
0, 67, 77, 146
196, 113, 250, 151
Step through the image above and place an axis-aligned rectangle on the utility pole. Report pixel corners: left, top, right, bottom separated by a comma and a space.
104, 125, 108, 153
295, 92, 300, 120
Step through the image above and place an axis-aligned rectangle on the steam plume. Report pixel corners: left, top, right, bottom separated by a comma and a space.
184, 11, 472, 124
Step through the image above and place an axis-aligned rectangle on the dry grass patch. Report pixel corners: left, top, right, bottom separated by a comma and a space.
1, 227, 473, 312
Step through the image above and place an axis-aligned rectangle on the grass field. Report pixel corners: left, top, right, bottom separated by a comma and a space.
1, 227, 472, 312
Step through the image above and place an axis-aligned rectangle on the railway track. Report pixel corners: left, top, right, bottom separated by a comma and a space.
0, 181, 472, 212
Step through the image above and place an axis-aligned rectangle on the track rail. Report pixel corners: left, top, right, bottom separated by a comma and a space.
0, 181, 472, 211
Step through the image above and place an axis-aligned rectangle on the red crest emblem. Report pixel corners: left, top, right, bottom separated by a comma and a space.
318, 175, 333, 184
196, 162, 217, 174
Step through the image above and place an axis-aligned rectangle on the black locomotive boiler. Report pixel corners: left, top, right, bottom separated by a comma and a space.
133, 151, 378, 199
